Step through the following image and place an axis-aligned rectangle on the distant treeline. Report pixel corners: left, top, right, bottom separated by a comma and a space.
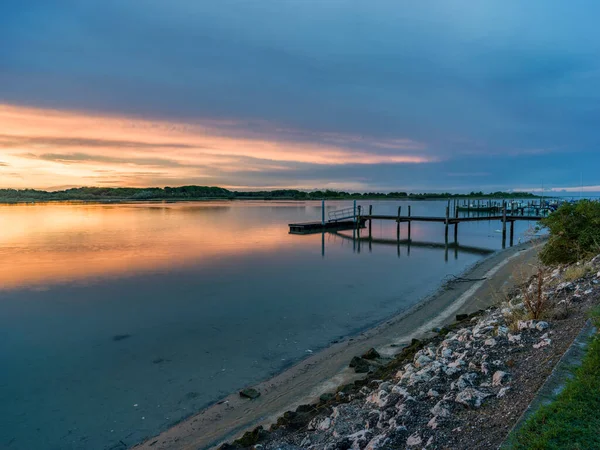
0, 186, 539, 202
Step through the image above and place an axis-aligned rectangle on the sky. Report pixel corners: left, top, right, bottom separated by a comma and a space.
1, 1, 600, 192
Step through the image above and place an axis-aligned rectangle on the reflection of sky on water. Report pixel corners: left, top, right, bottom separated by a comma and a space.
0, 200, 539, 290
0, 200, 540, 450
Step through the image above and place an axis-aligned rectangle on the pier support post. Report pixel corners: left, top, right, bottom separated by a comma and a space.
368, 204, 373, 240
445, 206, 450, 243
510, 220, 515, 247
408, 205, 412, 240
454, 204, 459, 243
356, 207, 362, 253
396, 206, 401, 240
353, 200, 357, 223
321, 199, 325, 225
502, 203, 507, 249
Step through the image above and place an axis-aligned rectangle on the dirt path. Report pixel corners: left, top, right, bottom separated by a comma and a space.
134, 241, 542, 450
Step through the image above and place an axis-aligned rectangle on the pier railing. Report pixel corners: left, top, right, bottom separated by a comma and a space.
328, 207, 356, 222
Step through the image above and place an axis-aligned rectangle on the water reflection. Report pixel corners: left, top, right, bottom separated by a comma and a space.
0, 202, 298, 290
0, 200, 514, 450
0, 200, 532, 291
327, 230, 494, 260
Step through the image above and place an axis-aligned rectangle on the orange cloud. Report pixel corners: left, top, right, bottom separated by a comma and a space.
0, 104, 434, 189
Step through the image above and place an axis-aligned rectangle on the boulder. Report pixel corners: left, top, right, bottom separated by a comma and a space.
533, 337, 552, 349
452, 372, 478, 391
414, 354, 433, 368
518, 320, 533, 330
455, 388, 490, 408
492, 371, 510, 386
556, 281, 575, 292
319, 393, 334, 403
430, 400, 451, 418
484, 338, 497, 347
508, 333, 521, 343
362, 348, 381, 360
239, 388, 261, 399
427, 416, 439, 430
497, 387, 511, 398
406, 432, 422, 447
350, 356, 371, 373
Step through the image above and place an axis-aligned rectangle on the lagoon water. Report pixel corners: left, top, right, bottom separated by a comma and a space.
0, 200, 540, 450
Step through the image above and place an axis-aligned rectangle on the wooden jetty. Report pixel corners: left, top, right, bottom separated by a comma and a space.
289, 200, 367, 235
360, 201, 543, 248
289, 199, 551, 247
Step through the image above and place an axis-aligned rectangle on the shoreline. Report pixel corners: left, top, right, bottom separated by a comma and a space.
134, 240, 543, 450
0, 196, 544, 205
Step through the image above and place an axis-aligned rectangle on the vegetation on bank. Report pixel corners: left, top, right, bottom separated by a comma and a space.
508, 308, 600, 450
0, 186, 538, 203
539, 200, 600, 265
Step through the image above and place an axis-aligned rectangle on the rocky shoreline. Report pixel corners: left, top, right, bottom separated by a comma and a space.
224, 256, 600, 450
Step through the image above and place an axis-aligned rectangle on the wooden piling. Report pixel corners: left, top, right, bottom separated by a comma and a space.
502, 202, 507, 248
454, 203, 459, 242
445, 206, 449, 242
510, 220, 515, 247
396, 206, 401, 240
368, 204, 373, 239
408, 205, 412, 240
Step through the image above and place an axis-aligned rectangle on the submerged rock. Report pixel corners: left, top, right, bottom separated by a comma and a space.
112, 334, 131, 341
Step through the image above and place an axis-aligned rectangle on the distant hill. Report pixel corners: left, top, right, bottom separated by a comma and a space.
0, 186, 539, 203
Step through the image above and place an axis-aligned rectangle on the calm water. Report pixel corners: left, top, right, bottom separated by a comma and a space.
0, 200, 539, 450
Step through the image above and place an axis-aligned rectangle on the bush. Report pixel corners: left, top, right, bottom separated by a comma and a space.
539, 200, 600, 265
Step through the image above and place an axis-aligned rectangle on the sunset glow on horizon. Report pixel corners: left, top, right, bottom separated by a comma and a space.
0, 104, 433, 190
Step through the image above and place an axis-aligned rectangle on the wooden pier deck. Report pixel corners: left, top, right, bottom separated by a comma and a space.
361, 203, 543, 248
365, 214, 542, 223
289, 219, 366, 235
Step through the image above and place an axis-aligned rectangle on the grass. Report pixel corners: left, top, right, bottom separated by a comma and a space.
564, 264, 590, 282
508, 308, 600, 450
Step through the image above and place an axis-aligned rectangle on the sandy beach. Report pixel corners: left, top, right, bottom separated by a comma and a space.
135, 240, 542, 450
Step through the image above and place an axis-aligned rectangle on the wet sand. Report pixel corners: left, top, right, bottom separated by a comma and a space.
134, 240, 542, 450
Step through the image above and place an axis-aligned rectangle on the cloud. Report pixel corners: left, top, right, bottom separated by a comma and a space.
20, 152, 191, 168
1, 1, 599, 190
0, 104, 435, 189
0, 135, 197, 150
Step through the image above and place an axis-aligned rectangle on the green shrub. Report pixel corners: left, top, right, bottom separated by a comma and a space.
539, 200, 600, 265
